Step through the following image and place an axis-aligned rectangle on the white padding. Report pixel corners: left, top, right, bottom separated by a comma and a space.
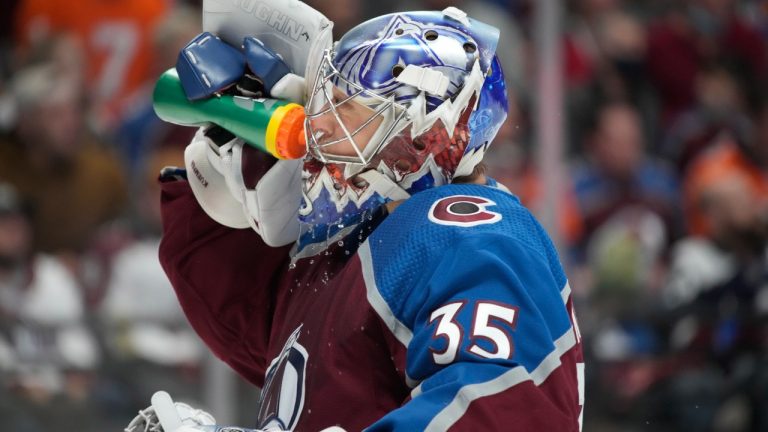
395, 65, 450, 97
184, 129, 250, 229
243, 159, 302, 247
442, 6, 470, 26
271, 73, 307, 104
356, 170, 411, 201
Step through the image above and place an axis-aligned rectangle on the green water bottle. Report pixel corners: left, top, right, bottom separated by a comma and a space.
152, 68, 307, 160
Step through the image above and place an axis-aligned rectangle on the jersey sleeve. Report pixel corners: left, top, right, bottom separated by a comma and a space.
158, 179, 292, 386
360, 186, 584, 431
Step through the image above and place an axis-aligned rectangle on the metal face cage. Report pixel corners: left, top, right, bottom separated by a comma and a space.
305, 49, 410, 166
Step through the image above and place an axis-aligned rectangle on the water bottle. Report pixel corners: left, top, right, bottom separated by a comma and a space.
152, 68, 306, 160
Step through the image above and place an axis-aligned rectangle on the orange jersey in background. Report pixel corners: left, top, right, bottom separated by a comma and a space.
15, 0, 171, 127
683, 140, 768, 237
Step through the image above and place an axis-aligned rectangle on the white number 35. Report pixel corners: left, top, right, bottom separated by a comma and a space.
429, 301, 518, 365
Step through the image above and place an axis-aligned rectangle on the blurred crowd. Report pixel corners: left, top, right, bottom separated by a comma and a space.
0, 0, 768, 431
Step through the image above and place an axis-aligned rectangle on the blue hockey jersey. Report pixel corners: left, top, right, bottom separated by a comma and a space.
160, 180, 584, 431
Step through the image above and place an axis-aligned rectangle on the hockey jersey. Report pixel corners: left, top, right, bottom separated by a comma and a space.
159, 178, 584, 431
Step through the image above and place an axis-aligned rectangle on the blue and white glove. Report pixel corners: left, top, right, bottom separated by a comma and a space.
176, 32, 305, 104
126, 391, 346, 432
175, 425, 346, 432
176, 32, 245, 101
124, 392, 216, 432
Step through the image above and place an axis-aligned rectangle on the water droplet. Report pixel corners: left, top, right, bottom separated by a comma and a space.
337, 240, 344, 246
289, 263, 297, 269
309, 259, 315, 264
360, 326, 365, 331
344, 250, 350, 255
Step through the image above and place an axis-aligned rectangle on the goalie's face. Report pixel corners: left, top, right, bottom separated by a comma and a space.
306, 85, 384, 160
304, 50, 410, 166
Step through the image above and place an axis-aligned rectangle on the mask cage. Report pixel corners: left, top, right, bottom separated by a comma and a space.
305, 49, 410, 166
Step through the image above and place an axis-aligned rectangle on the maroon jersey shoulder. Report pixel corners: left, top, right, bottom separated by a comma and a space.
159, 180, 292, 386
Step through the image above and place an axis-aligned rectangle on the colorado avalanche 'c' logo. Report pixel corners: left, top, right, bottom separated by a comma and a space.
257, 325, 309, 431
428, 195, 502, 227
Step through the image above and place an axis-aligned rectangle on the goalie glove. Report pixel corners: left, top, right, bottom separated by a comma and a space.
202, 0, 332, 81
177, 32, 245, 101
124, 394, 215, 432
127, 391, 345, 432
185, 126, 302, 246
174, 426, 346, 432
176, 31, 305, 104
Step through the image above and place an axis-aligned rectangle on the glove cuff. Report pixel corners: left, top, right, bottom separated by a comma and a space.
185, 128, 251, 229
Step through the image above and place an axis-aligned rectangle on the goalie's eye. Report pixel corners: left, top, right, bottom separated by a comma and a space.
330, 87, 348, 106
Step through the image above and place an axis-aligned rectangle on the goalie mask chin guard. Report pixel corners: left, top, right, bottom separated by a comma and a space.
294, 8, 508, 257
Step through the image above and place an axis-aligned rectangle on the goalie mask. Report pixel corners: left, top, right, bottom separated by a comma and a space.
296, 8, 508, 256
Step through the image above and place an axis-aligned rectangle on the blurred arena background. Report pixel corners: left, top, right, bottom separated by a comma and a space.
2, 0, 768, 431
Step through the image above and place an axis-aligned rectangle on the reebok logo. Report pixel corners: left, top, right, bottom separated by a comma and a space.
234, 0, 307, 42
190, 161, 209, 187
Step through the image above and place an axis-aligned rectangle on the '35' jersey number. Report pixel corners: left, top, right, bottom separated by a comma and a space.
429, 301, 518, 365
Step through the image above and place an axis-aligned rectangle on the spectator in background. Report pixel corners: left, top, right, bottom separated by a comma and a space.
739, 96, 768, 178
13, 0, 171, 132
0, 54, 128, 255
98, 147, 203, 411
646, 0, 768, 128
655, 140, 768, 432
742, 0, 768, 38
115, 4, 201, 186
565, 0, 647, 95
667, 146, 768, 307
678, 93, 768, 241
0, 182, 104, 432
0, 0, 20, 82
565, 0, 660, 154
663, 66, 752, 171
569, 103, 678, 431
571, 101, 681, 256
485, 90, 584, 247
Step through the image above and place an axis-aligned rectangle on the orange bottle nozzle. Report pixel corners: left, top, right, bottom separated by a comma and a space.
274, 105, 308, 160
